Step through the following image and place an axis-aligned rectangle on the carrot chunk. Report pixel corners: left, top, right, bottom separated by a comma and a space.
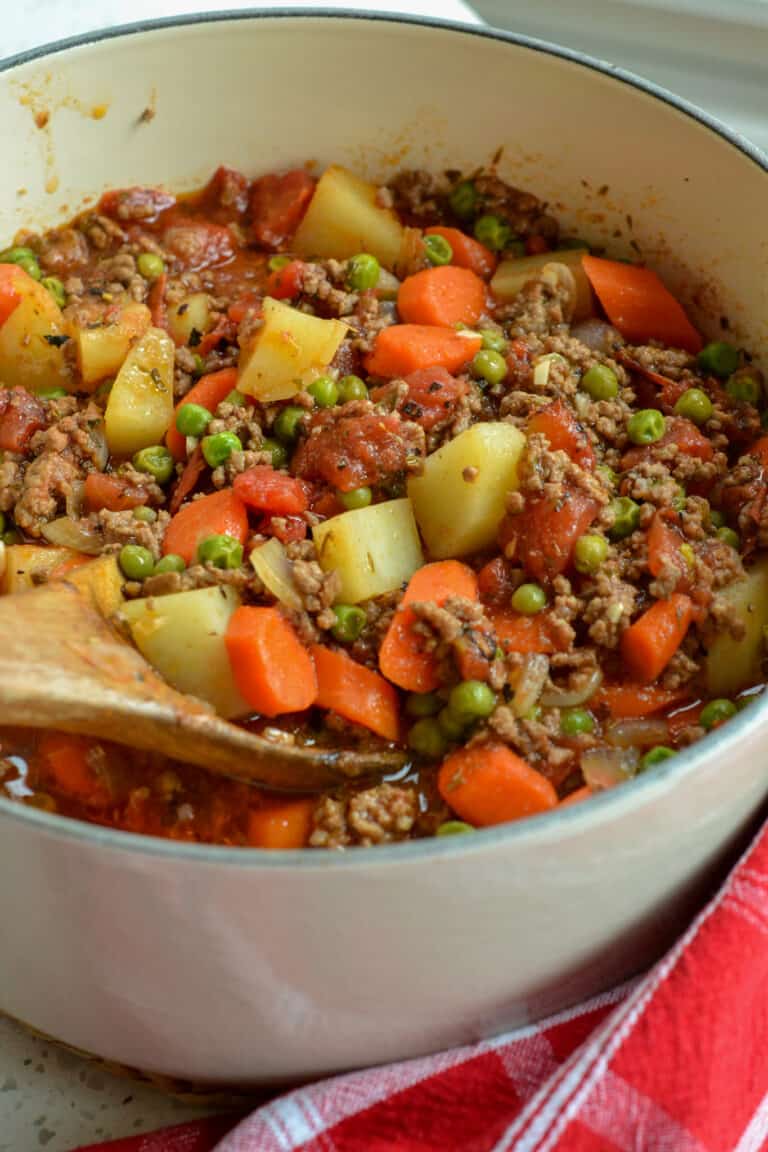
397, 265, 486, 328
365, 324, 482, 378
620, 593, 693, 684
166, 367, 239, 460
226, 606, 318, 717
162, 488, 248, 565
581, 254, 702, 353
437, 743, 558, 827
312, 645, 400, 742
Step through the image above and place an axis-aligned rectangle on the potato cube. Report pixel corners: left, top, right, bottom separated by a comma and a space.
313, 498, 424, 604
0, 266, 72, 393
293, 165, 404, 270
704, 558, 768, 697
0, 544, 75, 594
167, 293, 211, 347
238, 297, 348, 403
104, 326, 175, 456
74, 302, 152, 389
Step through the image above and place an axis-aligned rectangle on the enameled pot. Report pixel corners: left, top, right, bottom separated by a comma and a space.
0, 11, 766, 1085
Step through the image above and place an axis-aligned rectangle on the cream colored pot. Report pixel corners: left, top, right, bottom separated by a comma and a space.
0, 13, 766, 1086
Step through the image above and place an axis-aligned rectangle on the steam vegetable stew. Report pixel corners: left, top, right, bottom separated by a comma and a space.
0, 162, 765, 849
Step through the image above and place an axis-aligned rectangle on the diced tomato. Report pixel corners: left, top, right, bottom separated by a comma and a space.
195, 165, 251, 219
260, 514, 308, 544
198, 314, 238, 355
499, 489, 600, 582
84, 472, 153, 513
491, 609, 568, 655
265, 259, 305, 300
162, 214, 235, 271
371, 367, 469, 432
0, 387, 46, 454
621, 416, 713, 470
233, 466, 309, 516
250, 169, 316, 250
477, 556, 517, 606
227, 292, 263, 324
293, 410, 417, 492
528, 399, 595, 469
309, 489, 342, 520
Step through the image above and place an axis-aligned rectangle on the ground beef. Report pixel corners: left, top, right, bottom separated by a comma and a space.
309, 783, 418, 849
12, 454, 81, 535
299, 260, 358, 317
35, 226, 90, 272
80, 213, 125, 250
97, 508, 170, 559
291, 556, 341, 631
581, 569, 638, 648
138, 562, 253, 599
0, 454, 23, 512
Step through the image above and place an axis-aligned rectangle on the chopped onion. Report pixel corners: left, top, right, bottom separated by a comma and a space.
541, 665, 602, 708
250, 537, 303, 612
89, 421, 109, 472
64, 478, 85, 519
571, 318, 622, 353
581, 746, 639, 791
375, 268, 401, 301
509, 653, 550, 717
41, 516, 103, 555
605, 716, 669, 749
532, 352, 567, 390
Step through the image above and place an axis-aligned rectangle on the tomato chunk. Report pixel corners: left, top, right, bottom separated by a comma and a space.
233, 466, 309, 516
293, 410, 420, 492
499, 489, 600, 582
250, 169, 315, 250
0, 387, 46, 454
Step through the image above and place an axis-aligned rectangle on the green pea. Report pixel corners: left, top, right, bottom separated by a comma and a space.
268, 254, 291, 273
176, 403, 212, 439
347, 253, 380, 292
596, 464, 618, 491
449, 180, 478, 220
700, 698, 737, 730
436, 820, 475, 836
261, 437, 288, 468
560, 708, 595, 736
1, 528, 21, 546
405, 692, 443, 718
697, 341, 739, 379
224, 389, 247, 408
424, 233, 453, 266
717, 526, 740, 550
132, 445, 174, 485
607, 496, 641, 540
337, 374, 368, 404
153, 553, 186, 575
273, 405, 306, 444
438, 707, 469, 740
640, 746, 676, 771
407, 717, 448, 759
627, 408, 665, 445
41, 276, 66, 308
726, 373, 762, 406
471, 349, 508, 386
479, 328, 508, 355
132, 505, 157, 523
307, 375, 339, 408
448, 680, 497, 720
673, 388, 713, 425
511, 582, 547, 615
474, 214, 512, 252
196, 534, 243, 569
709, 509, 725, 529
574, 533, 610, 575
35, 385, 68, 399
118, 544, 155, 580
331, 604, 366, 643
0, 246, 41, 280
202, 431, 242, 468
338, 486, 372, 510
136, 252, 165, 280
581, 363, 619, 401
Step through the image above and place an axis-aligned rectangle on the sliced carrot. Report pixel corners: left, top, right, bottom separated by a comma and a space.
365, 324, 482, 378
312, 645, 400, 742
379, 561, 479, 693
166, 367, 239, 460
162, 488, 248, 565
499, 489, 600, 583
225, 606, 317, 716
594, 683, 691, 718
491, 609, 566, 655
437, 743, 558, 827
527, 399, 595, 470
559, 785, 593, 807
397, 265, 486, 329
37, 732, 111, 808
424, 226, 497, 280
620, 593, 693, 684
581, 254, 702, 354
247, 800, 314, 850
84, 471, 152, 513
233, 466, 308, 516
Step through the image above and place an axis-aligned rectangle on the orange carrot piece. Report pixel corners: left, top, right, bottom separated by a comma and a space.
437, 742, 558, 827
166, 367, 239, 460
397, 265, 486, 328
311, 645, 400, 742
84, 471, 152, 513
37, 732, 110, 808
379, 561, 479, 693
225, 606, 318, 716
424, 226, 497, 280
162, 488, 248, 565
594, 683, 691, 718
560, 785, 593, 808
247, 799, 314, 850
620, 593, 693, 684
581, 254, 702, 354
490, 610, 566, 655
365, 324, 482, 378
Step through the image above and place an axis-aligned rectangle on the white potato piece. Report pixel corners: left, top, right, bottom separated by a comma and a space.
65, 554, 124, 617
167, 292, 211, 347
491, 248, 593, 321
293, 165, 404, 269
0, 544, 75, 594
0, 265, 71, 393
104, 326, 175, 456
238, 297, 348, 403
408, 423, 526, 559
119, 584, 248, 718
313, 498, 424, 604
74, 302, 152, 388
704, 558, 768, 697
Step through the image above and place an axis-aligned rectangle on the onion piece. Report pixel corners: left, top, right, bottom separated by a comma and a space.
375, 269, 401, 301
89, 421, 109, 472
541, 665, 602, 708
581, 746, 639, 791
41, 516, 103, 555
250, 537, 303, 612
509, 653, 550, 717
605, 716, 669, 749
570, 318, 622, 354
532, 352, 567, 390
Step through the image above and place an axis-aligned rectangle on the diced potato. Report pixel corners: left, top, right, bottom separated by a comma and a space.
66, 554, 124, 617
293, 165, 404, 270
238, 297, 348, 403
104, 326, 175, 457
313, 498, 424, 604
167, 292, 211, 347
74, 302, 152, 389
408, 423, 526, 559
0, 266, 72, 393
0, 544, 75, 594
704, 558, 768, 697
119, 585, 248, 718
490, 248, 593, 321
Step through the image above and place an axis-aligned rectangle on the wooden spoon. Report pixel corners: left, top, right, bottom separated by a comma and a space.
0, 581, 407, 792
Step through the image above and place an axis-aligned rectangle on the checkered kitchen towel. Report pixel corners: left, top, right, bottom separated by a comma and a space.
76, 818, 768, 1152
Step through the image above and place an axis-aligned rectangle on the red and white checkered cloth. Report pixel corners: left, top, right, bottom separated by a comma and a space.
76, 818, 768, 1152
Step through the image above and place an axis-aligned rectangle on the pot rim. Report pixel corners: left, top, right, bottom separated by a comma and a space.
1, 8, 766, 868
